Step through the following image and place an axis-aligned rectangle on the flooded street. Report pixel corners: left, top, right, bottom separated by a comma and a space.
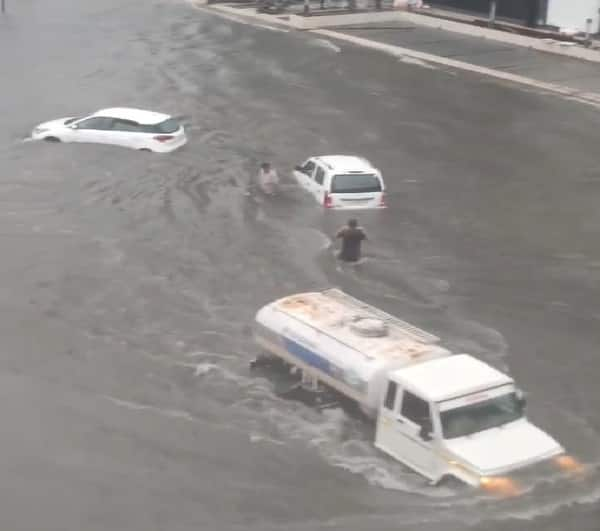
1, 0, 600, 529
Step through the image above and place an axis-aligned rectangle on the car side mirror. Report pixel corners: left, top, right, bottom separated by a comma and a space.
419, 426, 433, 441
516, 389, 527, 410
69, 124, 78, 129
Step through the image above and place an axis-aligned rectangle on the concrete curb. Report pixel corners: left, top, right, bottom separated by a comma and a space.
289, 10, 405, 30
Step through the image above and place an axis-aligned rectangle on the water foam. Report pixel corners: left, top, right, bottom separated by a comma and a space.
102, 395, 196, 422
310, 39, 342, 53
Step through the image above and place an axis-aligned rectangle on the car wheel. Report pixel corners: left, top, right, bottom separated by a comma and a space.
139, 148, 152, 152
44, 136, 61, 142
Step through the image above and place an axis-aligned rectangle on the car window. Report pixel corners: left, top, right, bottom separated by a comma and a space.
136, 119, 180, 134
383, 381, 397, 410
314, 166, 325, 185
331, 173, 382, 194
111, 119, 141, 132
75, 117, 113, 130
401, 391, 432, 433
154, 118, 180, 134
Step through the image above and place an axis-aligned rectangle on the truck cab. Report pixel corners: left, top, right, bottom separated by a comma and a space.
374, 354, 566, 494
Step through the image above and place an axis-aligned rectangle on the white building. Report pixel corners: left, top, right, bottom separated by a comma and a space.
428, 1, 600, 34
545, 0, 600, 34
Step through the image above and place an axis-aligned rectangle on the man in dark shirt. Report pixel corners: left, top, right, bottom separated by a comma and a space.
336, 218, 367, 262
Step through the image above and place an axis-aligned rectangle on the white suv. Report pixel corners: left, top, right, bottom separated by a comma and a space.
293, 155, 386, 210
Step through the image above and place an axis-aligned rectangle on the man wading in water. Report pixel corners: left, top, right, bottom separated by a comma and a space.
257, 162, 279, 196
336, 218, 367, 263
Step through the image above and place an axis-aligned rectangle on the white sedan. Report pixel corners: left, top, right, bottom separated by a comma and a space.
31, 107, 187, 153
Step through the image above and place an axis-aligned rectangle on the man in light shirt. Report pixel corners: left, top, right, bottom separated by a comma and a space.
257, 162, 279, 196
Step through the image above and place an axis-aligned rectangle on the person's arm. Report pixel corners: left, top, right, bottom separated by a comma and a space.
336, 228, 345, 239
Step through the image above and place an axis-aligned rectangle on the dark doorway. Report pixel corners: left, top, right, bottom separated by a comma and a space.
428, 0, 542, 27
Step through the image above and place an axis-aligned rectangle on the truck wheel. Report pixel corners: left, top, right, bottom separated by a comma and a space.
436, 475, 466, 490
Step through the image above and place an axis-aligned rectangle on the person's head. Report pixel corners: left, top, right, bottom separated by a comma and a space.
348, 218, 358, 228
261, 162, 271, 172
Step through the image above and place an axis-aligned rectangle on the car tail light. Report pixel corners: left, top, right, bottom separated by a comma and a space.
324, 192, 333, 208
153, 135, 174, 143
379, 192, 387, 208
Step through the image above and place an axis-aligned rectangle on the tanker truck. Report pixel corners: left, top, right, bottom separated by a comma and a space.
251, 288, 582, 494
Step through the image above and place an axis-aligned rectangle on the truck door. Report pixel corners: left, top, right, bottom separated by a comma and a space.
395, 390, 439, 479
376, 383, 442, 482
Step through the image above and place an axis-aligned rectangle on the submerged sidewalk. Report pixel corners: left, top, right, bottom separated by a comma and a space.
331, 21, 600, 94
197, 2, 600, 107
205, 1, 600, 63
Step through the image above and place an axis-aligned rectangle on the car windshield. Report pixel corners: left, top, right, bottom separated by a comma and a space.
440, 392, 524, 439
331, 173, 382, 193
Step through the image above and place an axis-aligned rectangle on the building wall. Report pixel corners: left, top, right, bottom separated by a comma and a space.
546, 0, 600, 33
428, 0, 539, 26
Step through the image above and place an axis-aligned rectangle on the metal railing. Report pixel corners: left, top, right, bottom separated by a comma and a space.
254, 0, 394, 15
323, 288, 440, 344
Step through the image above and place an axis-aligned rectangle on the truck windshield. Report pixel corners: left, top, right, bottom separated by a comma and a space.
440, 392, 524, 439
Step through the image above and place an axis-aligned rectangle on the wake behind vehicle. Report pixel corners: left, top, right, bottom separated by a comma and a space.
31, 107, 187, 153
293, 155, 386, 210
251, 288, 583, 495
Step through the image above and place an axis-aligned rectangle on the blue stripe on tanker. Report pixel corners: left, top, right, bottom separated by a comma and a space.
282, 337, 332, 375
280, 335, 367, 394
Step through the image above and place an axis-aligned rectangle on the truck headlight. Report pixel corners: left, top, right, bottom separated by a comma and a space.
479, 476, 521, 497
554, 454, 584, 475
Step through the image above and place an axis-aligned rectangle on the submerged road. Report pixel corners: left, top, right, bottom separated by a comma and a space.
0, 1, 599, 530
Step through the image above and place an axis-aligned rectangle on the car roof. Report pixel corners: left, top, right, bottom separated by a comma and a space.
314, 155, 375, 173
389, 354, 514, 402
92, 107, 171, 125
